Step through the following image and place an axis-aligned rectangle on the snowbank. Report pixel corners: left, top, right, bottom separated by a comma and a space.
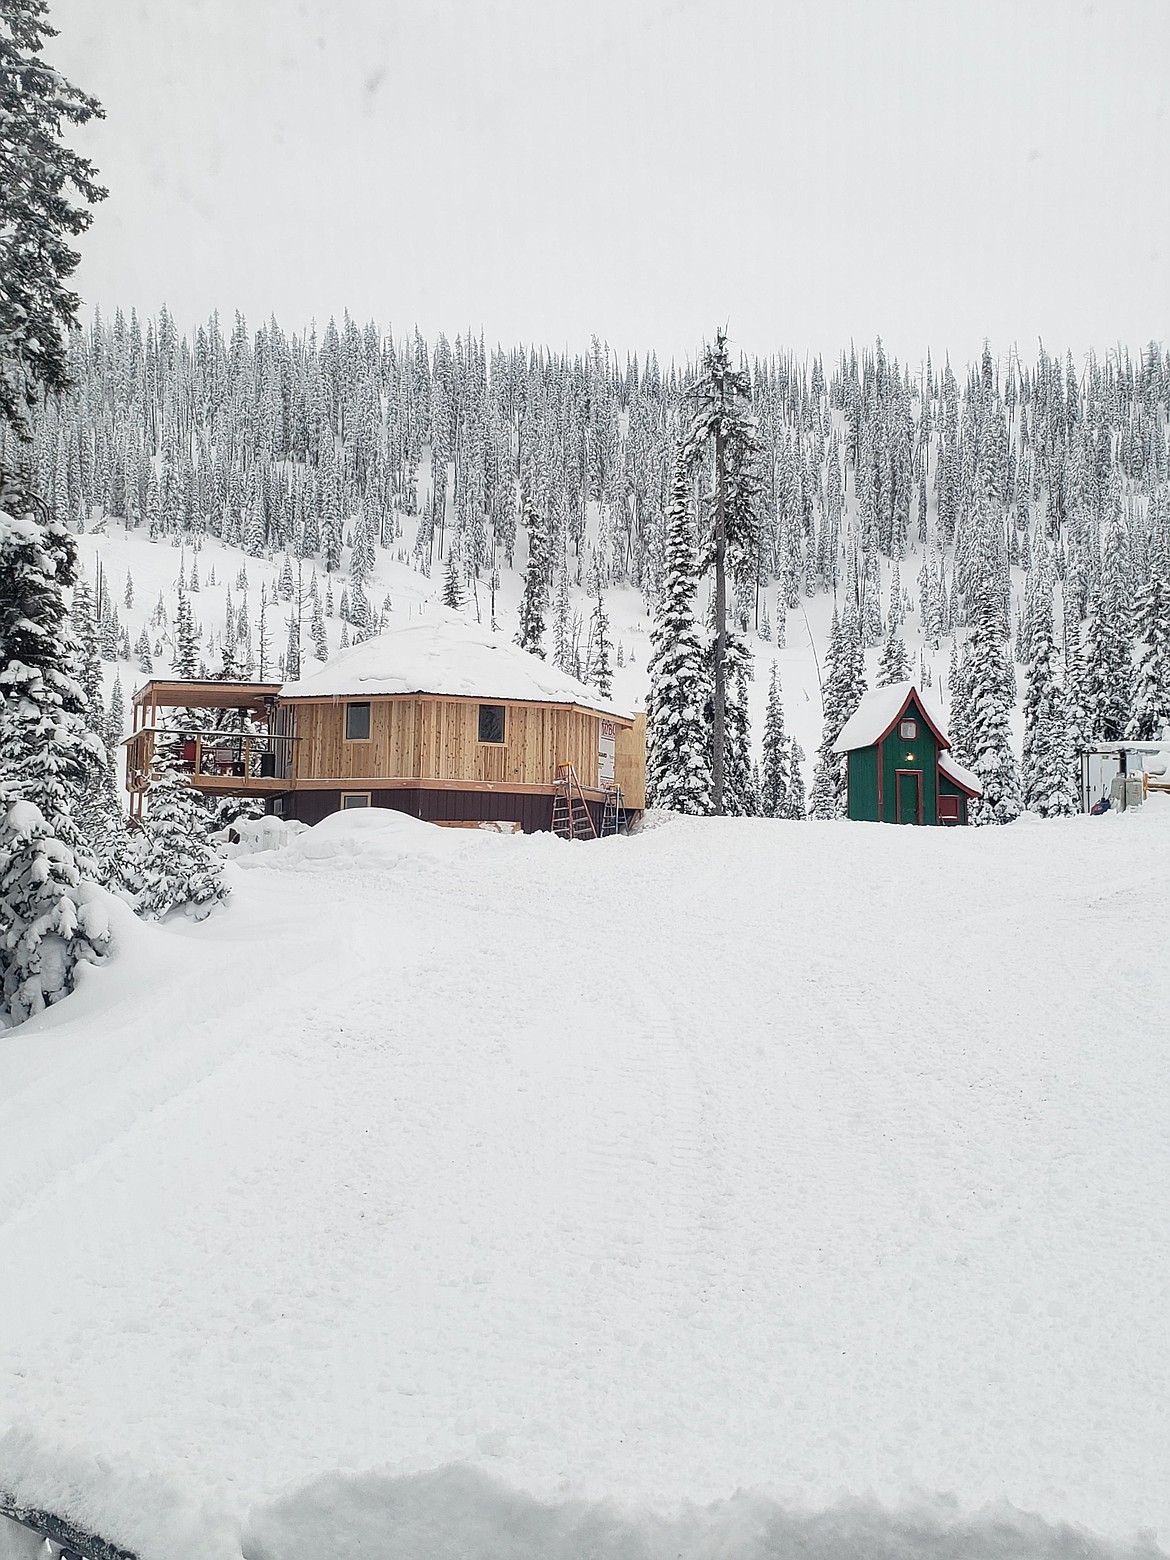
244, 803, 489, 874
3, 807, 1170, 1557
243, 1464, 1165, 1560
280, 606, 633, 719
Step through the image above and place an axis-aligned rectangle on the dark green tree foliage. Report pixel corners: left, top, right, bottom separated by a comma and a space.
1081, 594, 1134, 742
1128, 572, 1170, 740
0, 0, 105, 437
646, 456, 710, 814
589, 577, 613, 699
810, 604, 866, 818
965, 586, 1022, 825
441, 543, 463, 609
760, 662, 790, 818
1022, 587, 1076, 816
682, 329, 760, 814
134, 758, 228, 921
877, 616, 912, 687
786, 740, 807, 820
515, 495, 549, 658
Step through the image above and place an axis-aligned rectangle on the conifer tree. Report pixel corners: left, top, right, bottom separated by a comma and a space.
760, 663, 790, 818
810, 604, 865, 818
1081, 593, 1134, 742
1128, 572, 1170, 740
786, 739, 807, 820
877, 616, 912, 687
965, 587, 1023, 825
441, 543, 463, 609
0, 0, 106, 436
682, 328, 760, 814
515, 495, 549, 657
645, 456, 710, 814
134, 759, 229, 921
589, 578, 613, 699
1022, 590, 1076, 817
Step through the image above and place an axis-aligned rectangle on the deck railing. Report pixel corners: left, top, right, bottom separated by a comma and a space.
125, 726, 298, 793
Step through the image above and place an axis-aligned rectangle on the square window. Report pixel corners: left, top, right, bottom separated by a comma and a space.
899, 718, 917, 739
478, 703, 506, 744
341, 792, 371, 809
345, 702, 371, 741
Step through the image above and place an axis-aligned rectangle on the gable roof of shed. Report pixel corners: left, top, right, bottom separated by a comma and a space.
280, 607, 633, 720
832, 680, 951, 755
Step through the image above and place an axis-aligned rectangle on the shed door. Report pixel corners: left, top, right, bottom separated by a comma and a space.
896, 770, 921, 825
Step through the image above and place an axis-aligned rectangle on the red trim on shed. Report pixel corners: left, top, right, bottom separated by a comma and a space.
875, 690, 951, 753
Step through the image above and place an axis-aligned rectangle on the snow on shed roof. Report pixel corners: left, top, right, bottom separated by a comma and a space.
280, 607, 633, 720
939, 750, 984, 797
832, 680, 950, 755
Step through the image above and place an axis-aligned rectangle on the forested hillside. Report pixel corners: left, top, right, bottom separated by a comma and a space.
7, 311, 1169, 818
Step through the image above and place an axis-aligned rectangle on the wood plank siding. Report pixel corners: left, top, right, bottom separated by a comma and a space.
288, 696, 607, 789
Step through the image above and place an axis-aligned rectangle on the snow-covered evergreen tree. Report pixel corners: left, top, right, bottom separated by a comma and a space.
134, 759, 229, 921
810, 604, 865, 818
965, 587, 1023, 825
1082, 593, 1134, 742
682, 328, 761, 814
785, 740, 807, 820
441, 543, 463, 609
515, 495, 549, 658
760, 663, 790, 818
589, 578, 613, 699
1021, 587, 1076, 817
645, 456, 711, 814
877, 616, 912, 687
1128, 572, 1170, 740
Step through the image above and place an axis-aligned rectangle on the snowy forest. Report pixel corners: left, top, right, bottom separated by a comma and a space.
5, 305, 1170, 831
3, 0, 1170, 1027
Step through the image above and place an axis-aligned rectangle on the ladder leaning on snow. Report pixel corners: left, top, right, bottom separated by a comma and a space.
551, 763, 598, 840
0, 1492, 138, 1560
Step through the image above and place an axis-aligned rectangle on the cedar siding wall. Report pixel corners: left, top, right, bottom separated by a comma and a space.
289, 697, 606, 789
614, 713, 647, 810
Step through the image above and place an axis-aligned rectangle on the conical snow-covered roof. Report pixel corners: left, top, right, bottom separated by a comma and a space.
281, 607, 633, 720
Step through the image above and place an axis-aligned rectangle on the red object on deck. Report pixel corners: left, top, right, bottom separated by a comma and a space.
181, 740, 197, 764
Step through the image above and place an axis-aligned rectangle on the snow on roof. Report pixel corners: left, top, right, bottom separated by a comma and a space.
280, 608, 632, 720
939, 749, 984, 797
832, 680, 950, 754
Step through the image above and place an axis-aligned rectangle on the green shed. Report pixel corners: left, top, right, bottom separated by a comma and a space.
832, 680, 983, 825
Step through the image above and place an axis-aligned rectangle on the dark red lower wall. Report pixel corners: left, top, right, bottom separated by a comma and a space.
276, 789, 604, 836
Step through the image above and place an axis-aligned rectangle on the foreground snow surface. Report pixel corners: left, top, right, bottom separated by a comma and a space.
2, 807, 1170, 1560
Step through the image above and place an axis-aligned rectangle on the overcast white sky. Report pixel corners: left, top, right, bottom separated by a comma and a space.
50, 0, 1170, 365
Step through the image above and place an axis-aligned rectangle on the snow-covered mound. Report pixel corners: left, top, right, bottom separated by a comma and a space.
258, 803, 488, 872
280, 606, 633, 719
2, 808, 1170, 1559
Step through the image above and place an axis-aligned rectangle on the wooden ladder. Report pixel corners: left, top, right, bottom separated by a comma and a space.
552, 763, 597, 840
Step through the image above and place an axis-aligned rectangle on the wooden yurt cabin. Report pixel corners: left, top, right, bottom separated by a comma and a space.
833, 680, 982, 825
126, 611, 644, 835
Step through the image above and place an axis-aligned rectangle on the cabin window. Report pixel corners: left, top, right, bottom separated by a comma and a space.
341, 792, 371, 809
345, 701, 371, 741
899, 718, 917, 739
938, 795, 961, 824
478, 703, 506, 744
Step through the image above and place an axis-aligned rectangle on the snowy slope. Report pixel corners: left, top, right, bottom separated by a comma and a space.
2, 804, 1169, 1558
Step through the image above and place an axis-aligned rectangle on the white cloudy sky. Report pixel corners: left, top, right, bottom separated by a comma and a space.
51, 0, 1170, 364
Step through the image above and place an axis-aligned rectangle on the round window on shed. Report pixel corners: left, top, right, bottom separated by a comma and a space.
899, 718, 917, 739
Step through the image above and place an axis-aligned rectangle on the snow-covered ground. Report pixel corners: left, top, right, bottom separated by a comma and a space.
2, 803, 1169, 1559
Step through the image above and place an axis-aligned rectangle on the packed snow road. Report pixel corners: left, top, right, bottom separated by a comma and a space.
1, 805, 1169, 1560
